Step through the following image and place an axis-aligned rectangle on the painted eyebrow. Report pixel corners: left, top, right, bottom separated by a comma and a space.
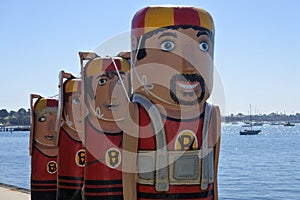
96, 71, 125, 79
158, 32, 177, 39
96, 74, 107, 79
197, 31, 209, 38
108, 71, 125, 77
116, 71, 125, 75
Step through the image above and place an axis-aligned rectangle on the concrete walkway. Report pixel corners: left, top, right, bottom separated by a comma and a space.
0, 184, 30, 200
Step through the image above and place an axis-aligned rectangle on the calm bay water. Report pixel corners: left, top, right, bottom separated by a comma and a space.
0, 124, 299, 199
0, 131, 30, 189
218, 124, 300, 199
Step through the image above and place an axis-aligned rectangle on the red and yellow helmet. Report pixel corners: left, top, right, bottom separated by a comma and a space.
84, 57, 130, 78
131, 6, 215, 38
34, 98, 58, 115
130, 6, 215, 107
64, 78, 81, 94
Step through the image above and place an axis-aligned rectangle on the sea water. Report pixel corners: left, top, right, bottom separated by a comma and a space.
218, 124, 300, 199
0, 124, 299, 199
0, 131, 30, 189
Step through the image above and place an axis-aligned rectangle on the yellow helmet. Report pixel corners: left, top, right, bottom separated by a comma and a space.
131, 6, 214, 38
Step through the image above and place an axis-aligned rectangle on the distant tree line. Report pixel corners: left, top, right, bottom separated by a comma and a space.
1, 107, 299, 126
0, 108, 30, 126
225, 112, 300, 123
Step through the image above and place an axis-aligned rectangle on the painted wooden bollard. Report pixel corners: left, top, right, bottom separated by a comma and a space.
122, 6, 221, 200
30, 94, 58, 200
82, 55, 130, 199
55, 71, 85, 200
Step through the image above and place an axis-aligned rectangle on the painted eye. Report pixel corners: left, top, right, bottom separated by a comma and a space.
161, 40, 175, 52
38, 116, 46, 122
72, 97, 80, 104
199, 41, 209, 52
98, 78, 107, 86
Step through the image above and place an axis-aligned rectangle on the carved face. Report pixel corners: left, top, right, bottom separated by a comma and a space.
87, 71, 128, 122
133, 27, 214, 108
34, 110, 57, 147
63, 91, 83, 137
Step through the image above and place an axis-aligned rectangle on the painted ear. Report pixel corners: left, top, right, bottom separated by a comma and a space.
78, 51, 99, 62
79, 51, 99, 77
61, 71, 74, 79
117, 51, 131, 60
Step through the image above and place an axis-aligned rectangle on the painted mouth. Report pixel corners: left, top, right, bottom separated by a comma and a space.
177, 81, 199, 90
44, 135, 54, 140
170, 73, 206, 105
176, 81, 200, 95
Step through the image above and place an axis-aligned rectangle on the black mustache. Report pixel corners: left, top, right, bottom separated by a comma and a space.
170, 73, 206, 105
172, 73, 205, 82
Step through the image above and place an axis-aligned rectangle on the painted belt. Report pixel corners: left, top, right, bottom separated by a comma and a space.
137, 149, 214, 185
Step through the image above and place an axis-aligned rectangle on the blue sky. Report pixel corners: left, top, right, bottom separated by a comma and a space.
0, 0, 299, 115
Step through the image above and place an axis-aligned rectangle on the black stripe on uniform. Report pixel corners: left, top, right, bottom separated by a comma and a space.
84, 179, 122, 185
31, 180, 57, 184
31, 185, 57, 190
58, 176, 84, 181
84, 195, 123, 200
138, 189, 214, 199
84, 187, 123, 193
58, 181, 83, 187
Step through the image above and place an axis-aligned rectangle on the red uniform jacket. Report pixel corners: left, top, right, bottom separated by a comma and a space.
84, 118, 123, 199
137, 105, 214, 200
31, 147, 57, 200
57, 128, 85, 199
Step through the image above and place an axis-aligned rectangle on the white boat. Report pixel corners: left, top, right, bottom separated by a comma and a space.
253, 122, 264, 126
240, 129, 261, 135
240, 104, 261, 135
270, 122, 281, 125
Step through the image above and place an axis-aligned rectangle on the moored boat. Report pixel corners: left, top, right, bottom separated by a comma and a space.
240, 129, 261, 135
283, 122, 295, 127
253, 122, 264, 126
240, 104, 261, 135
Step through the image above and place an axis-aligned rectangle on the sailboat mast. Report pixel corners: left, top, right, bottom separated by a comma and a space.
249, 104, 252, 122
249, 104, 253, 130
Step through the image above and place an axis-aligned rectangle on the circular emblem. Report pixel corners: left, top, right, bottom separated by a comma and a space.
175, 130, 198, 150
47, 161, 57, 174
105, 148, 121, 169
75, 149, 86, 167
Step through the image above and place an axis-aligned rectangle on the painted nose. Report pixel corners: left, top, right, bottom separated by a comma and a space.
110, 78, 122, 100
48, 119, 55, 132
107, 81, 115, 101
180, 44, 197, 73
109, 80, 116, 95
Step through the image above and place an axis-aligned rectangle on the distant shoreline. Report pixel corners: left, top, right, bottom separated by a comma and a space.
0, 183, 30, 194
0, 125, 30, 132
